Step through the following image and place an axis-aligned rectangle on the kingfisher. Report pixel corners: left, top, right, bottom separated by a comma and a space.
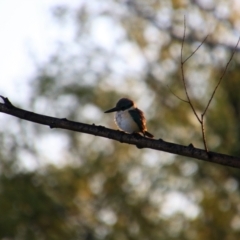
104, 98, 154, 138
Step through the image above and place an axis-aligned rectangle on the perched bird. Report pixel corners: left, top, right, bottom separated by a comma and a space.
104, 98, 154, 138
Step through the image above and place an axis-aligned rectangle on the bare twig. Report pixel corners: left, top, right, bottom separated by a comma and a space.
180, 17, 240, 152
166, 85, 188, 103
200, 115, 208, 152
183, 35, 209, 64
180, 16, 201, 123
180, 17, 210, 151
202, 37, 240, 117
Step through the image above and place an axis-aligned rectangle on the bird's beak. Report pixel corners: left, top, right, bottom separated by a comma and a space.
104, 107, 119, 113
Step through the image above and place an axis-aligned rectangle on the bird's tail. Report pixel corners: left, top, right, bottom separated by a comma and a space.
144, 131, 154, 138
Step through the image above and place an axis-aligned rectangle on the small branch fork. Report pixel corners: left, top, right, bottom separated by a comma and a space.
179, 16, 240, 152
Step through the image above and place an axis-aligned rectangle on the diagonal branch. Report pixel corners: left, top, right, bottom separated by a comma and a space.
166, 85, 188, 103
0, 96, 240, 168
183, 35, 209, 64
202, 37, 240, 117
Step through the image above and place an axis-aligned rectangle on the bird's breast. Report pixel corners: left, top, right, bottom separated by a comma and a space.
115, 110, 139, 133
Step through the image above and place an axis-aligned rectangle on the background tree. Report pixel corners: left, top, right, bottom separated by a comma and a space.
1, 0, 240, 239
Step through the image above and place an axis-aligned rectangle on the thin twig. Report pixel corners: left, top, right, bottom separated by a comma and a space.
202, 37, 240, 117
166, 85, 188, 103
180, 17, 210, 152
181, 16, 201, 123
183, 35, 209, 64
179, 17, 238, 152
174, 18, 208, 114
201, 114, 208, 152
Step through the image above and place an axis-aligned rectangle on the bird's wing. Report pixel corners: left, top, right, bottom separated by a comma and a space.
129, 108, 146, 132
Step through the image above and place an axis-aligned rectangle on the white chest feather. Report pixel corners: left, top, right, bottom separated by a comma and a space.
114, 110, 139, 133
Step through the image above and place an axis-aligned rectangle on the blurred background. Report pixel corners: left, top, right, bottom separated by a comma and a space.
1, 0, 240, 239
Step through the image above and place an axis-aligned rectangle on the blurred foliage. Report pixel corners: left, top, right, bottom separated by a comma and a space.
1, 0, 240, 239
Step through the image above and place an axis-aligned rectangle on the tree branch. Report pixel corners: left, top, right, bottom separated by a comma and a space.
0, 96, 240, 168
